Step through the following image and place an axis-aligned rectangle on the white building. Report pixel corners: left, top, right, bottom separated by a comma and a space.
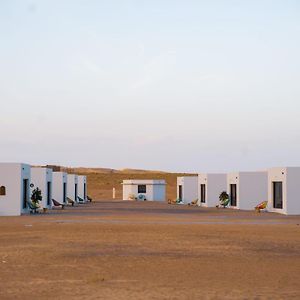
268, 167, 300, 215
30, 167, 53, 209
0, 163, 31, 216
177, 176, 198, 204
198, 173, 227, 207
78, 175, 87, 202
122, 180, 166, 201
227, 171, 268, 210
67, 174, 78, 202
52, 172, 67, 204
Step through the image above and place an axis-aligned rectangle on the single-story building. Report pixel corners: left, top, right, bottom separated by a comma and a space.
268, 167, 300, 215
227, 171, 268, 210
78, 175, 87, 202
122, 180, 166, 201
67, 174, 78, 202
198, 173, 227, 207
177, 176, 198, 204
0, 163, 31, 216
30, 167, 53, 209
52, 172, 68, 204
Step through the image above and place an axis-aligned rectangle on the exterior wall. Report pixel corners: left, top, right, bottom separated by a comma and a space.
0, 163, 30, 216
286, 167, 300, 215
228, 172, 268, 210
67, 174, 78, 202
52, 172, 68, 204
177, 176, 198, 204
30, 167, 53, 209
153, 184, 166, 201
78, 175, 87, 201
198, 173, 227, 207
122, 180, 166, 201
268, 167, 300, 215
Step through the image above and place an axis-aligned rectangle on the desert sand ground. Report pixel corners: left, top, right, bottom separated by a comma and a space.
0, 200, 300, 300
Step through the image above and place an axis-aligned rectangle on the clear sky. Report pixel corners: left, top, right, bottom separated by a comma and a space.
0, 1, 300, 172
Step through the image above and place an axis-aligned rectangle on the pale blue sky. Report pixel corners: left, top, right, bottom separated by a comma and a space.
0, 1, 300, 172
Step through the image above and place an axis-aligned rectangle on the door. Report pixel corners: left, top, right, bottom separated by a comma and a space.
47, 182, 51, 206
230, 184, 237, 206
273, 182, 283, 209
84, 183, 86, 200
178, 185, 182, 200
63, 182, 67, 203
23, 179, 29, 209
200, 184, 206, 203
75, 183, 78, 202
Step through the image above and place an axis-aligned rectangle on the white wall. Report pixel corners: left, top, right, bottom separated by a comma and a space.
30, 167, 53, 209
67, 174, 78, 202
227, 172, 268, 210
122, 180, 166, 201
52, 172, 67, 204
198, 173, 227, 207
177, 176, 198, 204
268, 167, 300, 215
78, 175, 87, 201
0, 163, 30, 216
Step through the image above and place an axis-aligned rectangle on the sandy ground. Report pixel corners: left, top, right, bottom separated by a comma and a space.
0, 201, 300, 300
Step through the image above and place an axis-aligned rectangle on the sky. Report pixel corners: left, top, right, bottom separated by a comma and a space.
0, 0, 300, 172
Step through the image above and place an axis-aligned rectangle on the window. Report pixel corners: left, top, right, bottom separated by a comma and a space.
273, 182, 283, 209
0, 186, 6, 196
63, 182, 67, 203
138, 185, 146, 193
200, 184, 206, 203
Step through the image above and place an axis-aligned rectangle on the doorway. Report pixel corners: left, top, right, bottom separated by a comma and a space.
200, 184, 206, 203
273, 182, 283, 209
178, 185, 182, 200
47, 182, 51, 206
230, 184, 237, 206
75, 183, 78, 202
23, 179, 29, 209
63, 182, 67, 203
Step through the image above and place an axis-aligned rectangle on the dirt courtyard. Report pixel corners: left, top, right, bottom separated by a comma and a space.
0, 201, 300, 300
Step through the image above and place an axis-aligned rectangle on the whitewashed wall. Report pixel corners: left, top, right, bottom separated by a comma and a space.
177, 176, 198, 204
0, 163, 30, 216
78, 175, 87, 202
67, 174, 78, 202
30, 167, 53, 209
268, 167, 300, 215
52, 172, 68, 204
198, 173, 227, 207
227, 172, 268, 210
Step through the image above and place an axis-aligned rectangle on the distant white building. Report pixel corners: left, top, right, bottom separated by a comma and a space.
198, 173, 227, 207
78, 175, 87, 202
52, 172, 67, 204
122, 180, 166, 201
30, 167, 53, 209
227, 171, 268, 210
177, 176, 198, 204
268, 167, 300, 215
0, 163, 31, 216
67, 174, 78, 202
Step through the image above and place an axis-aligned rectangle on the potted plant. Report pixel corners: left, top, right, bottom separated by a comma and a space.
218, 191, 229, 208
31, 187, 42, 206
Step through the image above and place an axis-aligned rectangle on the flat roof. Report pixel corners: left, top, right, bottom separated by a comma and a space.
122, 180, 166, 185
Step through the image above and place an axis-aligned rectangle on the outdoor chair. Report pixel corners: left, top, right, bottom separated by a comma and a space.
67, 197, 75, 206
255, 201, 268, 213
52, 199, 65, 209
77, 196, 85, 203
